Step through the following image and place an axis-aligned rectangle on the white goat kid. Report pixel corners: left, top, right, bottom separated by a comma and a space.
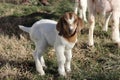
19, 12, 83, 76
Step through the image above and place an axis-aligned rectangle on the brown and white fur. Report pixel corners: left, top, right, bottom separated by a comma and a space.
88, 0, 120, 46
19, 12, 83, 76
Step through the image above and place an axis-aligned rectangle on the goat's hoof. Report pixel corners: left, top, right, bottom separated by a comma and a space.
103, 29, 108, 32
59, 72, 66, 77
117, 42, 120, 47
66, 69, 71, 73
113, 42, 120, 47
87, 45, 94, 51
87, 44, 94, 48
88, 42, 94, 47
43, 65, 47, 69
102, 28, 108, 32
37, 70, 45, 76
39, 72, 45, 76
84, 20, 87, 23
66, 70, 71, 73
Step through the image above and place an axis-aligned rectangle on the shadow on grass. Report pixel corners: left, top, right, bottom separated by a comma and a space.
0, 55, 36, 79
0, 53, 60, 79
0, 11, 59, 38
0, 55, 35, 72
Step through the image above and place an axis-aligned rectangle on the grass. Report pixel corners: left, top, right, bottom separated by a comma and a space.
0, 0, 120, 80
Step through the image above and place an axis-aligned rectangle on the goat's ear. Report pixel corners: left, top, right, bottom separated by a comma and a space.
76, 17, 84, 32
56, 17, 63, 36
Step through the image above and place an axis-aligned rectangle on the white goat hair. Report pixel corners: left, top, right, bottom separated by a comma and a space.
19, 12, 83, 76
74, 0, 88, 22
88, 0, 120, 46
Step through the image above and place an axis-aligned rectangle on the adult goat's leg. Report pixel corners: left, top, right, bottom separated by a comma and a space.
103, 12, 112, 31
112, 12, 120, 46
88, 0, 95, 46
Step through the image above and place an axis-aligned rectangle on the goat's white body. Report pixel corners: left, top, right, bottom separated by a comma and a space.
19, 19, 76, 76
30, 19, 57, 46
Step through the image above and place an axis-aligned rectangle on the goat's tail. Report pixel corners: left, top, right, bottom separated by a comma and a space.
19, 25, 31, 33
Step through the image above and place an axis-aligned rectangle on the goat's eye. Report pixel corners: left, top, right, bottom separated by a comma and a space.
74, 19, 77, 23
74, 19, 77, 24
63, 20, 68, 25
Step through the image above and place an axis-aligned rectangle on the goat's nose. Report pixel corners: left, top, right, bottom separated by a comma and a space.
69, 29, 72, 33
70, 26, 74, 30
69, 27, 74, 33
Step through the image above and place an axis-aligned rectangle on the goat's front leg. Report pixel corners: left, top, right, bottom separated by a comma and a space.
79, 9, 83, 19
112, 12, 120, 46
65, 49, 72, 73
74, 0, 79, 14
103, 12, 112, 31
88, 0, 95, 46
87, 0, 95, 46
55, 45, 66, 76
88, 14, 95, 46
83, 9, 87, 22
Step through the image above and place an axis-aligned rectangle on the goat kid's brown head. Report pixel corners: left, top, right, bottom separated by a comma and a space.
56, 12, 83, 38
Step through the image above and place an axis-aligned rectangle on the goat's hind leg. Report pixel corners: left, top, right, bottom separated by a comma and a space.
33, 49, 45, 75
103, 12, 112, 31
33, 41, 47, 75
40, 56, 47, 69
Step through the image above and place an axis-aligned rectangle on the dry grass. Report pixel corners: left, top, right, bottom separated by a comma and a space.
0, 34, 34, 80
0, 29, 120, 80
